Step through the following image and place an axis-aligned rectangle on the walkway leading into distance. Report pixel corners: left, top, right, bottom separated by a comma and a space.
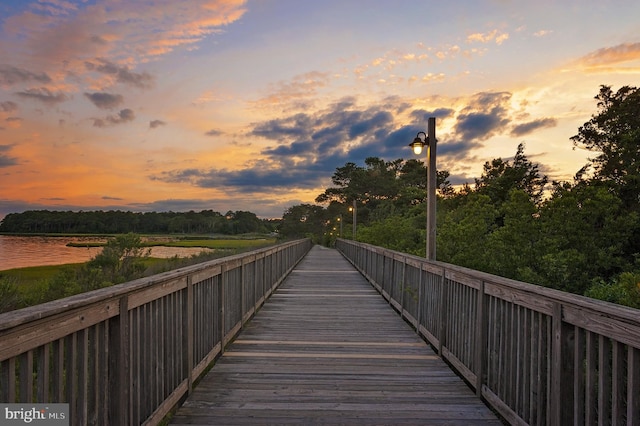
169, 245, 502, 425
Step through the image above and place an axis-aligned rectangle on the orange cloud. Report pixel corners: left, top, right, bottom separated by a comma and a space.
467, 29, 509, 45
577, 42, 640, 67
254, 72, 331, 108
1, 0, 248, 95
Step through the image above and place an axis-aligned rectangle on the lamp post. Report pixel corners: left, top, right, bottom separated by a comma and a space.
348, 200, 356, 239
408, 116, 437, 260
337, 215, 343, 238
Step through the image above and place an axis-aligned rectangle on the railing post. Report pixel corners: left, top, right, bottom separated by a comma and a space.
186, 275, 194, 394
474, 281, 487, 397
550, 302, 573, 425
399, 257, 405, 310
108, 295, 130, 426
629, 347, 640, 424
438, 271, 447, 356
416, 264, 423, 335
219, 264, 226, 353
240, 261, 245, 328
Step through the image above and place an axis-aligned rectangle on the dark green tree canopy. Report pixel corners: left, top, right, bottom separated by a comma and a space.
474, 143, 548, 206
279, 204, 327, 240
571, 85, 640, 210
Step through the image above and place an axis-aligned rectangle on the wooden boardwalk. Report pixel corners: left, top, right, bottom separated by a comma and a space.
169, 245, 502, 425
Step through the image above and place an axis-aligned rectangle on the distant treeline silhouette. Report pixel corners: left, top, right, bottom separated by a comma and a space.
0, 209, 279, 235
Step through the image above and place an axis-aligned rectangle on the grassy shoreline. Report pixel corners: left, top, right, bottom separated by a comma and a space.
65, 237, 276, 249
0, 236, 277, 291
0, 234, 282, 313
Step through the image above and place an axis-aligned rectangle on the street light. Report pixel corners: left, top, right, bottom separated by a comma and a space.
348, 200, 356, 239
408, 116, 437, 260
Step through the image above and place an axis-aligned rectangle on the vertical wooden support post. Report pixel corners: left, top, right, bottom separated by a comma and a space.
629, 346, 640, 425
240, 261, 246, 327
20, 350, 33, 402
612, 341, 625, 424
254, 255, 259, 312
400, 257, 406, 313
550, 302, 573, 425
109, 295, 129, 426
438, 270, 447, 356
416, 264, 423, 333
379, 251, 385, 295
219, 264, 227, 353
37, 345, 50, 402
186, 275, 194, 394
474, 281, 487, 397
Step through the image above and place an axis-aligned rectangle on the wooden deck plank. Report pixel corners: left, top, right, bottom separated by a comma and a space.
169, 245, 502, 425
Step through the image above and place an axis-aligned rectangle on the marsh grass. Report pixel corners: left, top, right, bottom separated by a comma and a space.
0, 237, 280, 313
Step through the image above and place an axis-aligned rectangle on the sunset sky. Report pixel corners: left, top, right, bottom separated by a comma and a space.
1, 0, 639, 219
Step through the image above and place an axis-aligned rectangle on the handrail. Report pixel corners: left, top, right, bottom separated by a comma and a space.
336, 238, 640, 426
0, 239, 312, 425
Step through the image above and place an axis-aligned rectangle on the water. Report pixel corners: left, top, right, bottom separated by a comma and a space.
0, 235, 213, 271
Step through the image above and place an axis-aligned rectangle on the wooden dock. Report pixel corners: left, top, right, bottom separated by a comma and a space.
169, 245, 502, 425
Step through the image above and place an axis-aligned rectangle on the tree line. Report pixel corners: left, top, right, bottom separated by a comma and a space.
0, 209, 279, 235
278, 85, 640, 309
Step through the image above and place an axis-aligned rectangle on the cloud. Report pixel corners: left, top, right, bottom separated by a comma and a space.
3, 1, 247, 81
454, 91, 512, 141
0, 101, 18, 112
151, 166, 323, 194
533, 30, 553, 37
0, 155, 18, 167
256, 71, 331, 108
85, 58, 155, 89
5, 117, 23, 129
511, 118, 557, 136
92, 108, 136, 127
573, 42, 640, 70
467, 30, 509, 45
30, 1, 78, 16
148, 88, 542, 197
84, 92, 124, 109
151, 97, 482, 194
150, 120, 167, 129
15, 87, 68, 105
0, 144, 18, 167
205, 128, 222, 136
410, 108, 455, 123
252, 113, 313, 140
0, 65, 51, 86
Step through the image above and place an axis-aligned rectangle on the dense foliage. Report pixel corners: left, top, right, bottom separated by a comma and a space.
0, 209, 278, 235
278, 85, 640, 308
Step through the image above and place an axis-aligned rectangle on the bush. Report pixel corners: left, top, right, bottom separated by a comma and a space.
585, 272, 640, 309
0, 276, 23, 313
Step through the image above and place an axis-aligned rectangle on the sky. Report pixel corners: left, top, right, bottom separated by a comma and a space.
0, 0, 639, 219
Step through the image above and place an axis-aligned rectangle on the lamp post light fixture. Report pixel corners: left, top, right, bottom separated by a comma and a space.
348, 200, 357, 239
337, 215, 343, 238
408, 116, 437, 260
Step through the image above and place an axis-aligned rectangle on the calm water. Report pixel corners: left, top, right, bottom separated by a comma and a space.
0, 235, 213, 271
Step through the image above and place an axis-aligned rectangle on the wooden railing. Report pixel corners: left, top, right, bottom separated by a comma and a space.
0, 239, 312, 425
336, 239, 640, 426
